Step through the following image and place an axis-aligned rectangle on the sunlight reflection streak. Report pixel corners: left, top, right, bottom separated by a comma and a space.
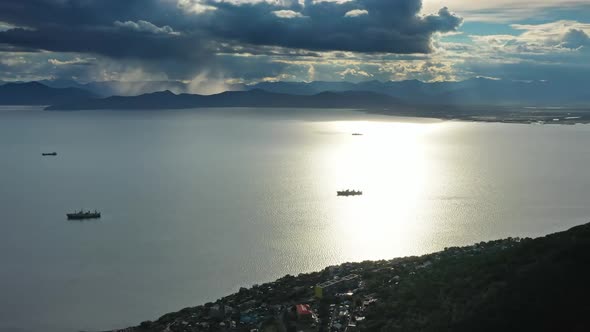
317, 120, 445, 261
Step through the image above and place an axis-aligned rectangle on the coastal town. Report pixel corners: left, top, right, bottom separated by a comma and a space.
115, 237, 525, 332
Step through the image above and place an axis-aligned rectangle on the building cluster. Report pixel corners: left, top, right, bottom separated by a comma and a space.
314, 274, 359, 299
127, 265, 376, 332
119, 238, 523, 332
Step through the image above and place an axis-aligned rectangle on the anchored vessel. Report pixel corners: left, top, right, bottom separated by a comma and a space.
337, 190, 363, 196
67, 210, 101, 220
352, 133, 363, 136
42, 152, 57, 156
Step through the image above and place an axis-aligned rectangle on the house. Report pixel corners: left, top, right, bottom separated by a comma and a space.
295, 304, 313, 321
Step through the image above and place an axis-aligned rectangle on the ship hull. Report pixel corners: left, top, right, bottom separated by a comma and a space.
67, 213, 101, 220
337, 192, 362, 196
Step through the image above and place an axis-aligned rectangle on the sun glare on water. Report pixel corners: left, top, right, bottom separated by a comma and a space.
317, 120, 446, 261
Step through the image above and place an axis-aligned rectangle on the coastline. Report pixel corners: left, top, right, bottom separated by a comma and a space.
112, 221, 590, 332
366, 104, 590, 125
39, 102, 590, 125
4, 101, 588, 126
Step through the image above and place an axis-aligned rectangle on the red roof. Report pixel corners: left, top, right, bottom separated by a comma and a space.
296, 304, 312, 316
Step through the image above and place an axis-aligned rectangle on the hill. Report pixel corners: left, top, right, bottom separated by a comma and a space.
45, 89, 403, 110
0, 81, 97, 105
118, 222, 590, 332
361, 223, 590, 331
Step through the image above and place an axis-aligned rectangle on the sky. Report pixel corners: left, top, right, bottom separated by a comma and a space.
0, 0, 589, 90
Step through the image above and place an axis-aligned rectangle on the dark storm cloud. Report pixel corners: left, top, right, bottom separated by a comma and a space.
0, 0, 462, 59
0, 26, 209, 61
0, 0, 209, 61
0, 0, 170, 29
199, 0, 462, 53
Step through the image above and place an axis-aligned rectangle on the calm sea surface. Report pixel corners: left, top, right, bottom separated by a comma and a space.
1, 107, 589, 332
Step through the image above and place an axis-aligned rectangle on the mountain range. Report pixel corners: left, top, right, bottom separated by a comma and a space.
44, 89, 402, 111
0, 81, 97, 105
24, 78, 589, 106
247, 78, 589, 106
1, 78, 589, 109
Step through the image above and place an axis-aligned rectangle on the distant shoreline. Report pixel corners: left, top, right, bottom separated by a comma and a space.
367, 104, 590, 125
5, 102, 590, 125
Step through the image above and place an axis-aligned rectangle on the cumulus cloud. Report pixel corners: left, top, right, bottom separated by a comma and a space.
177, 0, 217, 14
425, 7, 463, 33
435, 19, 590, 84
344, 9, 368, 17
197, 0, 463, 53
48, 57, 95, 66
379, 59, 460, 82
272, 10, 306, 18
338, 67, 373, 78
422, 0, 590, 22
114, 20, 179, 35
471, 20, 590, 54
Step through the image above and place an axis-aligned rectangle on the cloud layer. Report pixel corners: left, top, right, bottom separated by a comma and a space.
0, 0, 462, 57
198, 0, 462, 53
0, 0, 588, 87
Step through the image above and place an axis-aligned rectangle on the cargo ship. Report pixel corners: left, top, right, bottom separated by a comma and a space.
42, 152, 57, 156
67, 210, 101, 220
337, 190, 363, 196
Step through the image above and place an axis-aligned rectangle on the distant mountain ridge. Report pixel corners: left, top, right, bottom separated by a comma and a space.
45, 89, 403, 110
2, 78, 589, 108
0, 81, 97, 105
247, 78, 590, 106
29, 77, 590, 106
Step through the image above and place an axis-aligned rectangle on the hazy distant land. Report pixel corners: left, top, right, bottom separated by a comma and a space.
46, 88, 590, 125
372, 105, 590, 125
1, 80, 590, 125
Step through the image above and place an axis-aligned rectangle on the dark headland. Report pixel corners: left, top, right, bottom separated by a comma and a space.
43, 87, 590, 125
112, 222, 590, 332
44, 89, 402, 111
